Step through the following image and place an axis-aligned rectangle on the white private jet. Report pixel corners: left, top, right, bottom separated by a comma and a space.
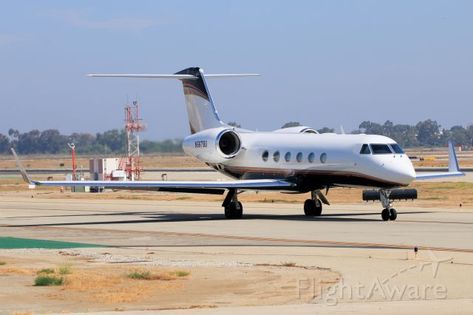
12, 67, 464, 221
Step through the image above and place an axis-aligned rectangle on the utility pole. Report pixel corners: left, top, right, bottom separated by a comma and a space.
67, 143, 77, 181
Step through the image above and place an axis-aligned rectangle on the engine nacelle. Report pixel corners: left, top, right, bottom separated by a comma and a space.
362, 189, 418, 201
183, 127, 242, 163
272, 126, 318, 134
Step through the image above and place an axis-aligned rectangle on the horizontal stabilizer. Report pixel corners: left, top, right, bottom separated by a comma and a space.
87, 73, 259, 79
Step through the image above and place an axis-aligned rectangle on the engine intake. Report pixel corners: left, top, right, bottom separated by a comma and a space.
218, 130, 241, 157
362, 189, 418, 201
182, 127, 243, 163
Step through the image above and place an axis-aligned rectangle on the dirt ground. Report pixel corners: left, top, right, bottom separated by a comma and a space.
0, 249, 339, 313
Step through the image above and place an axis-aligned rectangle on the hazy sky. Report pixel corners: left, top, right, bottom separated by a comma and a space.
1, 1, 472, 140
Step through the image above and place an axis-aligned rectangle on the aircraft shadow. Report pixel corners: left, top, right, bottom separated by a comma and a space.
7, 210, 432, 227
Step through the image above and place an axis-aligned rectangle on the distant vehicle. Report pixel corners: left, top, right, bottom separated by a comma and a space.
12, 67, 464, 221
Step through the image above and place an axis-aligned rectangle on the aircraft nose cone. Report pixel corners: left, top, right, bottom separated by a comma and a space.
398, 161, 416, 184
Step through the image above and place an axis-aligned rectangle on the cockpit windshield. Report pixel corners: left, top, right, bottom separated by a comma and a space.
360, 143, 404, 155
389, 143, 404, 154
370, 144, 393, 154
360, 144, 371, 154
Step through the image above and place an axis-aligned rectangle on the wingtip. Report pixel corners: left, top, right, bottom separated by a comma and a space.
10, 147, 33, 185
448, 140, 460, 173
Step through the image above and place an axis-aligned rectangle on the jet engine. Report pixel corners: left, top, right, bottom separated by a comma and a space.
183, 127, 242, 163
362, 189, 418, 201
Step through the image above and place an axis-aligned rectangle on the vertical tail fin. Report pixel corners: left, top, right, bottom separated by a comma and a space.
174, 67, 224, 134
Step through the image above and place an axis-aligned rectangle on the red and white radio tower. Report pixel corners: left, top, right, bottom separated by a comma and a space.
123, 101, 146, 180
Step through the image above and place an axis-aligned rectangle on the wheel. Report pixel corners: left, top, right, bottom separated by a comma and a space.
314, 199, 323, 216
389, 208, 397, 221
381, 208, 390, 221
304, 199, 316, 216
235, 201, 243, 218
224, 201, 243, 219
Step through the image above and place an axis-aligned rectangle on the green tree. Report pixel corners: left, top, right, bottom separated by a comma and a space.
17, 129, 41, 154
416, 119, 442, 146
96, 129, 126, 153
443, 125, 469, 146
359, 121, 384, 135
38, 129, 67, 154
0, 134, 9, 154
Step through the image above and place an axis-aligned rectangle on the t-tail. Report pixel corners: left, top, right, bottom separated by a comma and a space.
88, 67, 259, 134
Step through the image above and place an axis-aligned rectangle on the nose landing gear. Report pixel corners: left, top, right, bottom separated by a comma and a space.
380, 190, 397, 221
381, 207, 397, 221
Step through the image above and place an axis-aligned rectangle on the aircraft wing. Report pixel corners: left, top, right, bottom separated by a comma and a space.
10, 149, 294, 194
415, 141, 465, 180
28, 179, 294, 194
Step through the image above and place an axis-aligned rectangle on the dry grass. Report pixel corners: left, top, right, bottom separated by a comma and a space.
0, 154, 204, 170
0, 267, 36, 276
58, 264, 72, 275
61, 267, 182, 304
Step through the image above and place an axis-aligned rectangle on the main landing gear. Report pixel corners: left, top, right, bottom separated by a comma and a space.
304, 191, 323, 216
222, 189, 243, 219
379, 190, 397, 221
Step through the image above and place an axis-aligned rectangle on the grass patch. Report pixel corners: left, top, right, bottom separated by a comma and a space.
58, 264, 72, 275
37, 268, 55, 275
34, 275, 64, 286
0, 261, 6, 266
126, 269, 178, 281
175, 196, 190, 201
172, 270, 190, 277
127, 270, 152, 280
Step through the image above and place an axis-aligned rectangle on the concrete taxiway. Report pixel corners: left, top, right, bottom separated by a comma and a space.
1, 197, 473, 314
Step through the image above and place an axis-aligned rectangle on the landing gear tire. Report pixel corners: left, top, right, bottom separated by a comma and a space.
381, 208, 390, 221
381, 208, 397, 221
224, 201, 243, 219
304, 199, 322, 216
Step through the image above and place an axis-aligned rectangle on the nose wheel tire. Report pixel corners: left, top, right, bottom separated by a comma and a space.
381, 208, 397, 221
224, 201, 243, 219
304, 199, 322, 216
381, 208, 389, 221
